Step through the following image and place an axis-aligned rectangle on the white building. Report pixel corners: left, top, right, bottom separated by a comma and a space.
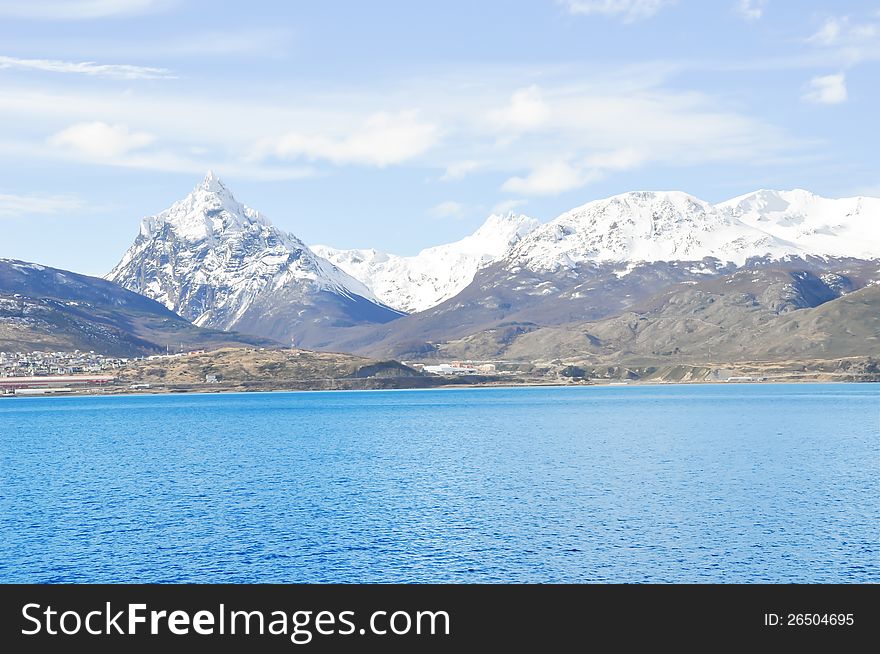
423, 364, 478, 375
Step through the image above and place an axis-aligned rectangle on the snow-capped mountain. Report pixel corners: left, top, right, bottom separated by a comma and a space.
107, 172, 402, 347
506, 190, 879, 273
717, 189, 880, 260
324, 189, 879, 358
312, 212, 539, 312
505, 191, 804, 273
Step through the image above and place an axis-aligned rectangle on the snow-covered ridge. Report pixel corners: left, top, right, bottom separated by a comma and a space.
506, 190, 879, 273
716, 189, 880, 261
313, 212, 539, 313
107, 172, 385, 330
0, 259, 46, 272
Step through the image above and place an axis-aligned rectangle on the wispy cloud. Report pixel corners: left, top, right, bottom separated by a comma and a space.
0, 192, 82, 217
560, 0, 675, 23
429, 200, 466, 220
486, 80, 793, 195
488, 86, 550, 133
0, 0, 174, 20
795, 12, 878, 107
0, 28, 294, 63
807, 16, 878, 48
1, 135, 314, 182
734, 0, 765, 21
491, 198, 528, 215
259, 111, 439, 167
0, 55, 175, 79
808, 18, 844, 46
803, 73, 847, 105
502, 161, 600, 195
440, 160, 482, 181
0, 66, 802, 192
147, 29, 293, 57
49, 122, 156, 158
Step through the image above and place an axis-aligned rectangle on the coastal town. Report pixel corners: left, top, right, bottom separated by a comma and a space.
0, 350, 128, 396
0, 350, 131, 378
0, 349, 208, 395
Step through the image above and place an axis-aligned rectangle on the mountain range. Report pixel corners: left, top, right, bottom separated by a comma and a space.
2, 173, 877, 366
320, 189, 880, 359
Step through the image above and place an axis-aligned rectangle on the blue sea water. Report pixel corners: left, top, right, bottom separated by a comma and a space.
0, 384, 877, 583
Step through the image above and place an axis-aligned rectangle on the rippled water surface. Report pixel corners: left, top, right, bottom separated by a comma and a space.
1, 384, 877, 582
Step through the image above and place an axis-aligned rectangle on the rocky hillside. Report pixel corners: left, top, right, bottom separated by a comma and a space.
114, 347, 421, 387
0, 258, 273, 356
428, 264, 880, 365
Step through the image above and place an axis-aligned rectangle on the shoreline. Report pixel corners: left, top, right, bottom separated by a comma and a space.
4, 351, 878, 400
2, 375, 877, 401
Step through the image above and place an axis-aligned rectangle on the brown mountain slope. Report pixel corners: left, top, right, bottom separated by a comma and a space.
0, 259, 275, 356
430, 270, 880, 365
331, 257, 877, 360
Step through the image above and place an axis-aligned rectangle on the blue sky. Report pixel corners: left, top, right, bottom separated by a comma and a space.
0, 0, 878, 275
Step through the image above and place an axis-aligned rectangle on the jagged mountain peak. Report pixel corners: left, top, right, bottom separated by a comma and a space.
107, 174, 400, 346
199, 169, 226, 193
139, 171, 271, 242
192, 170, 244, 209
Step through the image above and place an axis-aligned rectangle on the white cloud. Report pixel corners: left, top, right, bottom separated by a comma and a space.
808, 18, 845, 46
0, 65, 801, 189
146, 29, 292, 57
49, 122, 156, 157
807, 16, 878, 47
0, 55, 175, 79
735, 0, 765, 21
491, 198, 528, 214
852, 23, 879, 40
561, 0, 675, 22
501, 149, 646, 196
440, 160, 482, 181
502, 161, 600, 195
488, 86, 550, 133
0, 0, 173, 19
485, 81, 792, 195
0, 192, 82, 217
583, 147, 647, 171
265, 111, 438, 167
429, 200, 465, 219
803, 74, 848, 104
0, 29, 293, 63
